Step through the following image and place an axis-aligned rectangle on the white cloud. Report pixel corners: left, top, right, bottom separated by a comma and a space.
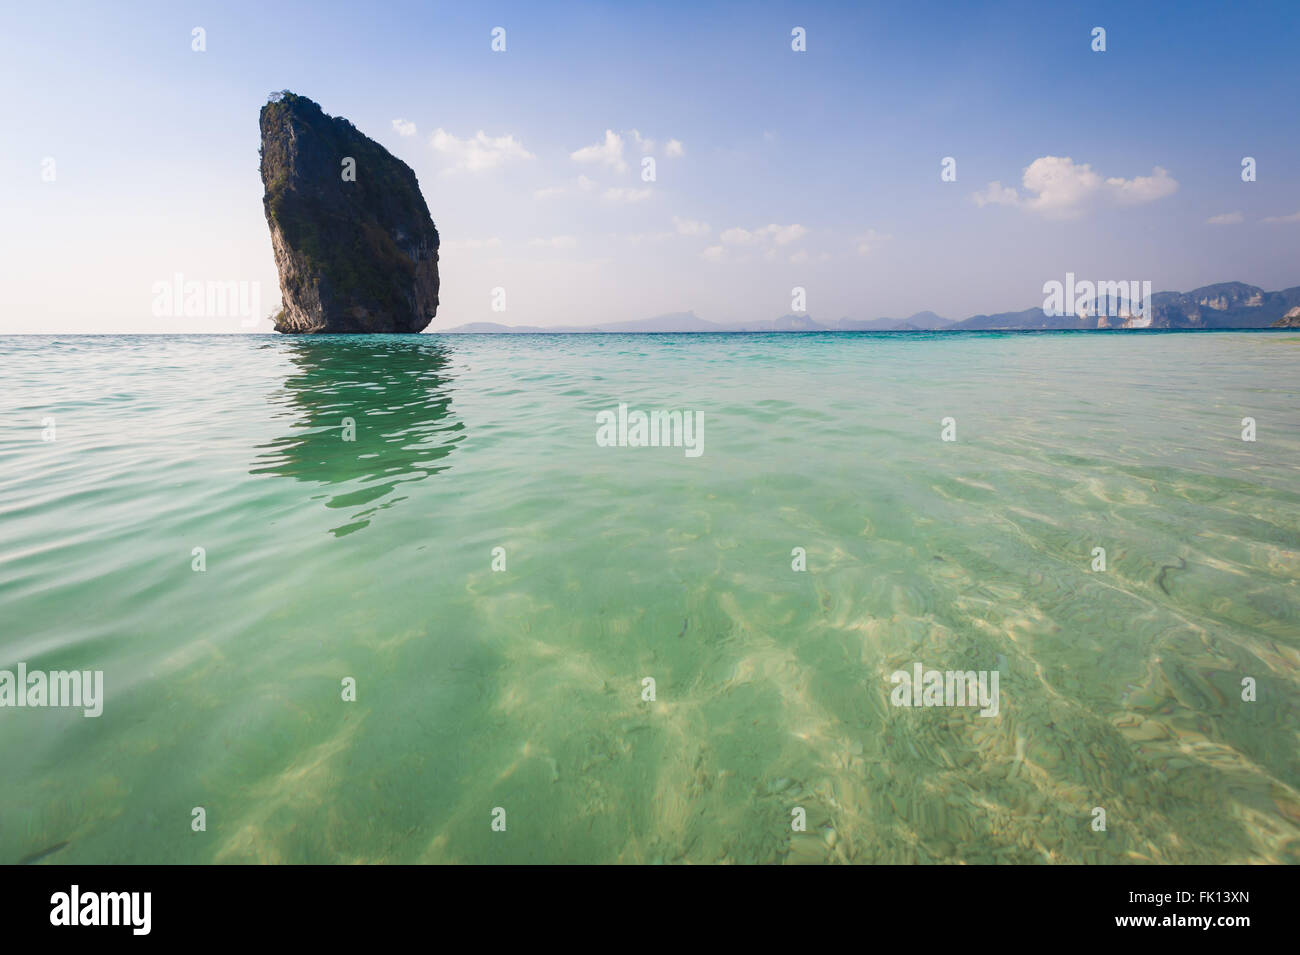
1206, 211, 1244, 225
392, 119, 417, 137
430, 128, 534, 173
1105, 166, 1179, 206
571, 130, 627, 173
721, 223, 808, 246
673, 216, 710, 236
629, 129, 655, 153
765, 224, 807, 245
573, 129, 683, 170
577, 175, 597, 192
1020, 157, 1104, 213
443, 237, 503, 251
529, 236, 578, 249
603, 186, 653, 203
854, 229, 893, 254
972, 181, 1021, 208
973, 156, 1178, 217
720, 227, 758, 245
1262, 210, 1300, 223
709, 224, 808, 262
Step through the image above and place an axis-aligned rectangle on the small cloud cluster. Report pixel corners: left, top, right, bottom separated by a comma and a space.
973, 156, 1178, 217
629, 130, 655, 154
673, 216, 710, 236
720, 223, 807, 246
525, 129, 687, 208
1206, 212, 1243, 225
391, 118, 417, 137
570, 129, 686, 173
704, 223, 808, 261
430, 128, 534, 173
571, 129, 628, 172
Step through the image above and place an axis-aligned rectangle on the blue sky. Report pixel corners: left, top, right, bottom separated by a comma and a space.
1, 0, 1297, 331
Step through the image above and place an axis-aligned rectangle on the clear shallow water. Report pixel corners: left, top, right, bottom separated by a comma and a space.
1, 331, 1297, 864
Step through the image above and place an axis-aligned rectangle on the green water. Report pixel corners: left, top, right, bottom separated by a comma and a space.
1, 331, 1297, 864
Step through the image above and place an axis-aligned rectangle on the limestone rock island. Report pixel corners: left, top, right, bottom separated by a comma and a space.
259, 91, 439, 333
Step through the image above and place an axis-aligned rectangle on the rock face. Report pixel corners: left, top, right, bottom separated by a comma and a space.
1272, 306, 1300, 328
259, 91, 439, 333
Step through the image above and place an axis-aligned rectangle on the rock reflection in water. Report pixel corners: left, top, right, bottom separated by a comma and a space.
251, 336, 464, 536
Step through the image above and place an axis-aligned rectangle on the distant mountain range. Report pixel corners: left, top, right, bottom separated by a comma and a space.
438, 282, 1300, 333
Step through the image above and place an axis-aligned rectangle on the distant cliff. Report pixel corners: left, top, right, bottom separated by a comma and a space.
259, 91, 439, 333
1272, 306, 1300, 328
951, 282, 1300, 330
1143, 282, 1300, 330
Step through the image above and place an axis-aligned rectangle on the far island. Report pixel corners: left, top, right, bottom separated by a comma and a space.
434, 283, 1300, 333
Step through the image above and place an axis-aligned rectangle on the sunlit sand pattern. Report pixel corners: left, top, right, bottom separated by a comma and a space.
215, 718, 364, 864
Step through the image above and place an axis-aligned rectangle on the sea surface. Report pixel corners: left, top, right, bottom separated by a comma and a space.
1, 331, 1297, 864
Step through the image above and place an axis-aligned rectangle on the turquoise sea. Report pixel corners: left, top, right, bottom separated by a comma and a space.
1, 331, 1297, 864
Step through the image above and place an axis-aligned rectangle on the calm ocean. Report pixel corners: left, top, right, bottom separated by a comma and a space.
1, 331, 1297, 863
